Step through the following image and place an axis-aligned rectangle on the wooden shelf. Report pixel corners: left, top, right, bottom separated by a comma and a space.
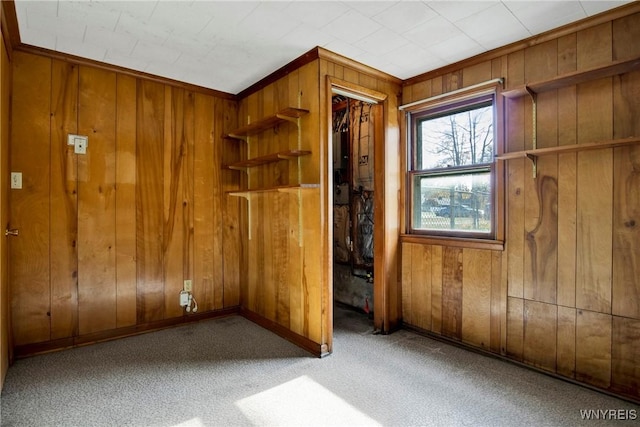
227, 184, 319, 198
225, 107, 309, 139
502, 57, 640, 98
496, 136, 640, 160
225, 150, 311, 170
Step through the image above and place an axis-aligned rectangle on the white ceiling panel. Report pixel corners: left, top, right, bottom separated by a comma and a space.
371, 1, 438, 34
283, 1, 350, 29
320, 8, 382, 44
403, 15, 464, 46
506, 1, 586, 34
13, 0, 633, 94
56, 35, 107, 62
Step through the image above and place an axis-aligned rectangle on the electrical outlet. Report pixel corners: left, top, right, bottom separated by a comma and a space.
179, 291, 189, 307
183, 280, 193, 293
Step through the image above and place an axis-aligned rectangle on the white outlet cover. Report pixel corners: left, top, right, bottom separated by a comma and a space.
74, 136, 88, 154
68, 134, 89, 154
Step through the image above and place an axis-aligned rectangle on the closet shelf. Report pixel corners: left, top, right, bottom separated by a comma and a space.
225, 108, 309, 139
224, 150, 311, 170
496, 136, 640, 160
501, 57, 640, 98
227, 184, 320, 198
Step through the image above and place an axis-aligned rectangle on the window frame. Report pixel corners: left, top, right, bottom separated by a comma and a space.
404, 83, 504, 244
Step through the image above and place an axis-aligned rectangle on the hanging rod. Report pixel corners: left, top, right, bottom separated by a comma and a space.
399, 78, 504, 110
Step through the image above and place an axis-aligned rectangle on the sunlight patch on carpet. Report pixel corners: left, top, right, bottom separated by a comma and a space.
236, 375, 381, 426
171, 417, 205, 427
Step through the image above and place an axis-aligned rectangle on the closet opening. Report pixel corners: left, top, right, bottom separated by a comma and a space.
331, 90, 380, 322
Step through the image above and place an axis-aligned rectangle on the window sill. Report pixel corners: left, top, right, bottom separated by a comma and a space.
400, 234, 504, 251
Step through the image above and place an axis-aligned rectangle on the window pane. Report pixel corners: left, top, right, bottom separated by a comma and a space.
417, 103, 493, 170
413, 171, 491, 233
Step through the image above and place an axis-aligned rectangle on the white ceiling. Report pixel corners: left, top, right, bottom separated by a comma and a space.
14, 0, 632, 94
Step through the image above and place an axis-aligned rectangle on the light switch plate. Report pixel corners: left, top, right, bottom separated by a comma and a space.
11, 172, 22, 189
184, 280, 193, 293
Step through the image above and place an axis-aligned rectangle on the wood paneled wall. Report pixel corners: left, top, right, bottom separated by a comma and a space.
236, 50, 401, 353
236, 60, 324, 349
0, 17, 12, 389
400, 10, 640, 401
9, 51, 240, 351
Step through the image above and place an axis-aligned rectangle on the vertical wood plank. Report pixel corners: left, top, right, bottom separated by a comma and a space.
115, 74, 137, 328
611, 316, 640, 397
411, 244, 431, 331
490, 251, 502, 353
163, 87, 185, 319
49, 59, 78, 339
576, 309, 612, 389
462, 61, 492, 87
221, 99, 240, 308
0, 36, 9, 378
408, 80, 430, 104
401, 243, 412, 325
77, 65, 117, 334
462, 249, 492, 349
431, 245, 443, 335
557, 306, 576, 378
136, 79, 165, 323
506, 50, 525, 90
612, 71, 640, 319
524, 40, 558, 83
524, 173, 558, 304
441, 247, 463, 340
557, 87, 577, 308
343, 67, 358, 85
442, 71, 462, 93
10, 52, 52, 345
286, 69, 302, 334
612, 163, 640, 306
506, 98, 525, 299
299, 60, 322, 343
194, 93, 216, 312
430, 76, 443, 96
576, 80, 613, 313
506, 297, 524, 361
245, 94, 260, 315
183, 91, 196, 312
557, 33, 577, 75
261, 85, 276, 322
523, 300, 557, 372
577, 22, 612, 70
612, 12, 640, 61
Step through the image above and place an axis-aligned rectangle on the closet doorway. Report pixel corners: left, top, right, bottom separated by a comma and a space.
330, 86, 383, 326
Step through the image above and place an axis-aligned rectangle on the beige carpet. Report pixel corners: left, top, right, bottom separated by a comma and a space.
1, 304, 638, 426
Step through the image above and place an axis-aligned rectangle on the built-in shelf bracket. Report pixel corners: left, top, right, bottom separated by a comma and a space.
227, 185, 319, 247
525, 86, 538, 178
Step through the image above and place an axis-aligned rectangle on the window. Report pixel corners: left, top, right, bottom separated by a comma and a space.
408, 92, 497, 239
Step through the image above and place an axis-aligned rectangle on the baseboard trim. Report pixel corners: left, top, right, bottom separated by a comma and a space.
13, 306, 241, 358
402, 322, 640, 406
240, 307, 326, 358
